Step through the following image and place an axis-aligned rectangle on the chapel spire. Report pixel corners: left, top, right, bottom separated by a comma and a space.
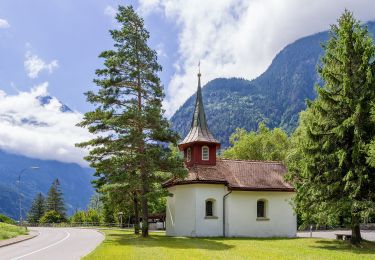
178, 69, 220, 166
191, 69, 208, 130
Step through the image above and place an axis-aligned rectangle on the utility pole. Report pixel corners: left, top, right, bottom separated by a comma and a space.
18, 166, 39, 224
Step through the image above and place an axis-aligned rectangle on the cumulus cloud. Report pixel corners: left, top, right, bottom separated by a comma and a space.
0, 83, 91, 166
155, 43, 167, 58
104, 5, 117, 18
138, 0, 375, 116
24, 51, 59, 79
0, 19, 10, 29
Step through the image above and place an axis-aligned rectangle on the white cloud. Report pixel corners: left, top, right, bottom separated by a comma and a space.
0, 83, 91, 166
104, 5, 117, 19
138, 0, 162, 15
156, 43, 167, 58
138, 0, 375, 117
0, 19, 10, 29
24, 51, 59, 79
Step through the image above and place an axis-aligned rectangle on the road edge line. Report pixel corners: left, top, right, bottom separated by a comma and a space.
0, 230, 39, 248
81, 229, 106, 259
11, 230, 70, 260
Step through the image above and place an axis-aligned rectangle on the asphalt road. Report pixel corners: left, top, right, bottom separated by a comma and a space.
0, 227, 104, 260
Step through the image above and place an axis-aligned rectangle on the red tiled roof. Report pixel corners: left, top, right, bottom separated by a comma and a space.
163, 159, 294, 192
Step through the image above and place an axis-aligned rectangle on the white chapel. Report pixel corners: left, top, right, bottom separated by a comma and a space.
163, 72, 297, 237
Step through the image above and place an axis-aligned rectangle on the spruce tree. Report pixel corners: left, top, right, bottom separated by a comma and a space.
27, 193, 45, 224
45, 179, 66, 218
286, 10, 375, 244
76, 5, 185, 237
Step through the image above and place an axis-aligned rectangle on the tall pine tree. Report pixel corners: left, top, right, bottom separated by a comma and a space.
45, 179, 66, 218
286, 10, 375, 244
27, 193, 45, 224
76, 5, 185, 237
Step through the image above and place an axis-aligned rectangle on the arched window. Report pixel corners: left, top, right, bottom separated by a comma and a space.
257, 199, 267, 218
205, 199, 214, 217
202, 146, 209, 161
186, 148, 192, 162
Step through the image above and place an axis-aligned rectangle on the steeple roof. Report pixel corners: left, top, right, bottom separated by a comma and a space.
179, 72, 220, 148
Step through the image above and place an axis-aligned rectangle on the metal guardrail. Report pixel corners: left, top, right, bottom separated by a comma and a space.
21, 222, 135, 228
21, 221, 166, 230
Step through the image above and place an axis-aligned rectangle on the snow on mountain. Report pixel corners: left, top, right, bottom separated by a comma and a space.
0, 82, 90, 166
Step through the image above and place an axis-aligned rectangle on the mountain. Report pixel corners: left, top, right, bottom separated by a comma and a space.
37, 95, 73, 113
0, 95, 94, 220
0, 150, 94, 220
171, 21, 375, 148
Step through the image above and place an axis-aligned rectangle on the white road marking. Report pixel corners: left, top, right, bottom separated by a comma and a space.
11, 230, 71, 260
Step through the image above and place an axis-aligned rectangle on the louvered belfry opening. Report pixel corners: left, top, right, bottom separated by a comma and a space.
178, 72, 220, 167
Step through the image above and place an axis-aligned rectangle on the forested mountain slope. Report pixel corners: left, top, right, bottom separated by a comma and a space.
171, 22, 375, 147
0, 150, 94, 219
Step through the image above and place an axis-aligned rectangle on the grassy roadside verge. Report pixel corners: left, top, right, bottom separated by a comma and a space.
84, 229, 375, 260
0, 223, 27, 240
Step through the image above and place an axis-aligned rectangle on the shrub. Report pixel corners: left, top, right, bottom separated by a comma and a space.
70, 211, 85, 223
39, 210, 66, 223
86, 209, 101, 224
0, 223, 27, 240
0, 214, 16, 225
70, 209, 102, 225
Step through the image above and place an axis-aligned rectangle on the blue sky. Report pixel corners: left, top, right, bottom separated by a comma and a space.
1, 0, 375, 165
1, 0, 375, 116
0, 0, 178, 113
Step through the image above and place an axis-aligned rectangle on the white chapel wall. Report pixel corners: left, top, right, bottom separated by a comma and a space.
194, 184, 227, 236
166, 185, 297, 237
166, 184, 227, 237
166, 185, 196, 236
165, 186, 176, 236
226, 191, 297, 237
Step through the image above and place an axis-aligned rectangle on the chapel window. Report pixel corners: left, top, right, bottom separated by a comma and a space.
205, 200, 214, 217
202, 146, 209, 161
257, 200, 267, 218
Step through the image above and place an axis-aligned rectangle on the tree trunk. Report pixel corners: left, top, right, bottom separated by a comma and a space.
140, 169, 149, 237
133, 192, 139, 235
135, 39, 149, 237
351, 214, 362, 244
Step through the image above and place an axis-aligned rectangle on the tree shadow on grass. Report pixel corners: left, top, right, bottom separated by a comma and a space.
108, 233, 235, 251
108, 232, 306, 251
310, 239, 375, 256
211, 237, 300, 242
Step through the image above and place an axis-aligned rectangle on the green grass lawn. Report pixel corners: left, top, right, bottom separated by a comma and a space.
0, 223, 27, 240
85, 230, 375, 260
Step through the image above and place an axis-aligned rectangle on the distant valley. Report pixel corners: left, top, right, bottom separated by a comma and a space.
0, 150, 94, 219
0, 95, 94, 219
